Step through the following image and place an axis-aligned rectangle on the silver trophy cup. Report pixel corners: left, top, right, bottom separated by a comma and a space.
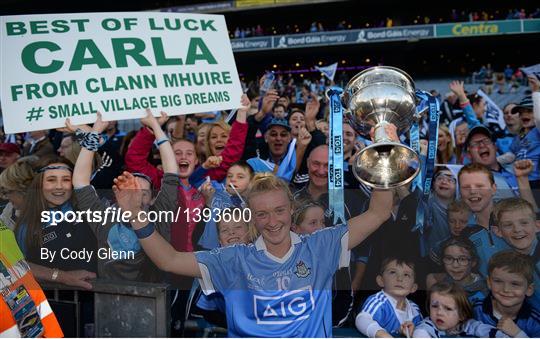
341, 66, 420, 189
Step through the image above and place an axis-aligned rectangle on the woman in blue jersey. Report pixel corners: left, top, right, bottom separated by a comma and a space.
115, 166, 392, 337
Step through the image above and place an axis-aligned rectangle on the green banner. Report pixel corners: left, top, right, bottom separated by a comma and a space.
524, 18, 540, 32
436, 20, 521, 37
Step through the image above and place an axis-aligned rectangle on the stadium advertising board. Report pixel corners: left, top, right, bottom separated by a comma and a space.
231, 19, 540, 52
267, 25, 434, 50
230, 36, 273, 51
524, 18, 540, 32
435, 19, 522, 37
0, 12, 243, 133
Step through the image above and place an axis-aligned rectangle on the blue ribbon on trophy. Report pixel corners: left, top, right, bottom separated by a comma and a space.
327, 86, 346, 224
412, 90, 440, 256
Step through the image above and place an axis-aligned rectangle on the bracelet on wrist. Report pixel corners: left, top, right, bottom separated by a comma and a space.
76, 129, 101, 152
156, 137, 170, 146
51, 268, 60, 281
133, 222, 155, 239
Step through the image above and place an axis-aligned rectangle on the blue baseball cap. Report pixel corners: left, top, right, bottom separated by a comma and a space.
267, 118, 291, 131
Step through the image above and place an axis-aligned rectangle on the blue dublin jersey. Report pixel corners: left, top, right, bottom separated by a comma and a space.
413, 318, 507, 338
357, 290, 423, 337
511, 127, 540, 181
195, 224, 350, 337
473, 296, 540, 338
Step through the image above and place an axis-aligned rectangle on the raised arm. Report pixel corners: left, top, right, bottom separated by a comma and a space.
514, 159, 539, 211
71, 112, 109, 188
304, 94, 320, 132
528, 75, 540, 130
114, 172, 201, 277
295, 127, 312, 173
140, 109, 178, 175
450, 80, 481, 128
347, 189, 392, 250
205, 95, 250, 180
235, 94, 249, 124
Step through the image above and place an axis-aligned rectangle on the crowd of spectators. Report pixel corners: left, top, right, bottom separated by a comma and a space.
230, 7, 540, 38
1, 64, 539, 337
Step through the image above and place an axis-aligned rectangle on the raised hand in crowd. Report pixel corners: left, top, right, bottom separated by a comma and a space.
513, 159, 539, 210
297, 126, 312, 147
113, 171, 143, 216
235, 93, 250, 124
304, 93, 320, 131
69, 112, 112, 189
199, 177, 216, 207
140, 109, 178, 175
449, 80, 468, 103
202, 155, 223, 169
528, 75, 540, 92
62, 111, 109, 135
295, 126, 313, 173
255, 89, 279, 121
513, 158, 534, 178
140, 110, 168, 134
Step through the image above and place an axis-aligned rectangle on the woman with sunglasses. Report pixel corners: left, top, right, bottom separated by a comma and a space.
69, 111, 179, 282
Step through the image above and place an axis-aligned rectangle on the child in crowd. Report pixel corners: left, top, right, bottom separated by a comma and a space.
355, 257, 422, 338
425, 168, 457, 264
474, 250, 540, 337
428, 199, 471, 266
458, 163, 510, 277
447, 200, 472, 238
291, 198, 354, 328
191, 215, 254, 329
426, 238, 487, 303
198, 161, 254, 250
413, 282, 507, 337
291, 199, 325, 235
492, 197, 540, 309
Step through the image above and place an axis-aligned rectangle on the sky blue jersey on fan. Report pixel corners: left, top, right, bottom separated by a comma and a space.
511, 127, 540, 181
358, 290, 423, 337
194, 224, 350, 337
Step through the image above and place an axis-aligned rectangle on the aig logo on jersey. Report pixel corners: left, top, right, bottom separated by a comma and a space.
253, 286, 315, 324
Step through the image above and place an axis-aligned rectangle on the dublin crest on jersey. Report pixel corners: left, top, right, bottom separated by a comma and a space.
294, 261, 311, 278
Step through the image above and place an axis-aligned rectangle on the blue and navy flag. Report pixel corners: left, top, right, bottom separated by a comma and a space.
315, 62, 338, 82
477, 89, 506, 132
247, 139, 297, 181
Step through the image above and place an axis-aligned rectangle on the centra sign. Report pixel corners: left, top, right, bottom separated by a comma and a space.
451, 22, 499, 35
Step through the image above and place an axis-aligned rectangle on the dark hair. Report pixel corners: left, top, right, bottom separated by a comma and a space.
488, 250, 534, 284
379, 257, 416, 277
16, 155, 74, 251
229, 161, 254, 177
428, 282, 473, 322
467, 93, 484, 106
441, 237, 478, 267
273, 103, 287, 113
